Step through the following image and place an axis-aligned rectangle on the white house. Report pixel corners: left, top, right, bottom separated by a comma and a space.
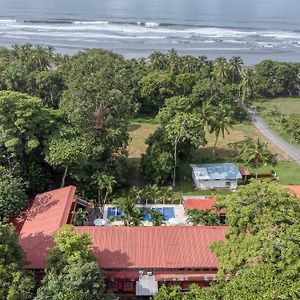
191, 163, 242, 190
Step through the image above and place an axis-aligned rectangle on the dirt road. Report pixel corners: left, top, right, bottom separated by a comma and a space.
252, 112, 300, 165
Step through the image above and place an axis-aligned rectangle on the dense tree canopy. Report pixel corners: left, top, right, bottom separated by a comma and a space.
152, 284, 215, 300
0, 168, 27, 221
187, 209, 221, 226
211, 181, 300, 298
0, 223, 35, 300
0, 91, 53, 167
0, 90, 60, 193
48, 49, 137, 193
0, 45, 63, 106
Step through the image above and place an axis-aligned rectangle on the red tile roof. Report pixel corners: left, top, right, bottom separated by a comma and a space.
184, 198, 225, 214
18, 186, 76, 269
184, 198, 217, 211
75, 226, 227, 269
285, 185, 300, 198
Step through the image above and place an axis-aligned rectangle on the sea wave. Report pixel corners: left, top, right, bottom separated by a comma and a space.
0, 18, 299, 38
1, 18, 300, 50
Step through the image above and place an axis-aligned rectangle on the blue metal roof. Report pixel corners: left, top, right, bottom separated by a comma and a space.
191, 163, 242, 180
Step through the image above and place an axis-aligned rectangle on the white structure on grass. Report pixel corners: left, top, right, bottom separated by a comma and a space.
191, 163, 242, 190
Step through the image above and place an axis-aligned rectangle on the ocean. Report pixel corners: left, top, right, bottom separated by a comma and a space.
0, 0, 300, 64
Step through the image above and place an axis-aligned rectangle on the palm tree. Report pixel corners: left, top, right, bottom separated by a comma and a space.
239, 68, 255, 105
92, 172, 117, 210
229, 56, 243, 84
147, 209, 165, 226
149, 51, 167, 71
198, 55, 209, 67
181, 55, 198, 73
200, 100, 213, 125
12, 44, 32, 65
140, 185, 174, 205
167, 49, 181, 74
241, 139, 271, 178
165, 112, 206, 187
2, 63, 26, 92
208, 102, 234, 159
140, 184, 160, 205
112, 196, 142, 226
213, 57, 230, 83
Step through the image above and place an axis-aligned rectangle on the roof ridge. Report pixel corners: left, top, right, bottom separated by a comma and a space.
59, 185, 76, 228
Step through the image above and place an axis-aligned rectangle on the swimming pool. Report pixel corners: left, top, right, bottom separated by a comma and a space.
107, 207, 124, 218
107, 206, 175, 221
143, 207, 175, 221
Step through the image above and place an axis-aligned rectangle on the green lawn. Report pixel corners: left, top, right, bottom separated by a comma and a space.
255, 97, 300, 148
246, 161, 300, 185
256, 97, 300, 115
128, 118, 158, 159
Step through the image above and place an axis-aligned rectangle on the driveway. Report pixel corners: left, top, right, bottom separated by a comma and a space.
251, 111, 300, 165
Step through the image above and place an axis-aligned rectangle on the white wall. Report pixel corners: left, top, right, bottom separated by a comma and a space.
194, 179, 238, 190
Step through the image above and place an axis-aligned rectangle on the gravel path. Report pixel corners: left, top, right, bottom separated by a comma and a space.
251, 112, 300, 165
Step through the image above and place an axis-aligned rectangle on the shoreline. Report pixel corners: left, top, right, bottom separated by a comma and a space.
1, 42, 300, 66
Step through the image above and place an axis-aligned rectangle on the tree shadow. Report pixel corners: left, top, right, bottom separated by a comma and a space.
19, 231, 135, 282
93, 247, 134, 269
19, 231, 55, 269
12, 194, 59, 233
23, 194, 59, 221
126, 157, 149, 188
193, 147, 236, 162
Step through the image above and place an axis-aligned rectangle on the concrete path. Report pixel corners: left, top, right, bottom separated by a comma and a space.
251, 112, 300, 165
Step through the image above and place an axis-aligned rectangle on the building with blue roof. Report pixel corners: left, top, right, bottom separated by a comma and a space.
191, 163, 242, 190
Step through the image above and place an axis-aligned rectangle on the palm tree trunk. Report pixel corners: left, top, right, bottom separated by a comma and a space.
99, 190, 108, 215
61, 166, 68, 187
213, 134, 219, 160
172, 136, 179, 188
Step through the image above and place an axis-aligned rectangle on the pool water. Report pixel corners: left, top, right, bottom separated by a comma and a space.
144, 207, 175, 221
107, 207, 175, 221
107, 207, 124, 218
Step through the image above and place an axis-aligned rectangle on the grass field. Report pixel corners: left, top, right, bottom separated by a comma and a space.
256, 97, 300, 115
256, 97, 300, 148
195, 123, 287, 161
128, 121, 158, 158
128, 119, 287, 161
